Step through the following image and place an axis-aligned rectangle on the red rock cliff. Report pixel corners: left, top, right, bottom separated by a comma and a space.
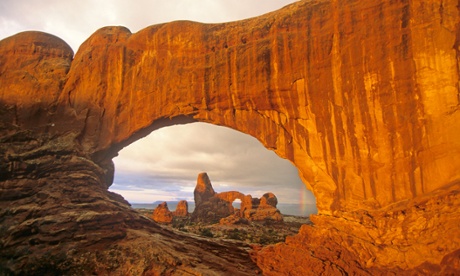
0, 0, 459, 274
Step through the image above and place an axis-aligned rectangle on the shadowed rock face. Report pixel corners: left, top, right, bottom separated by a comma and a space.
194, 172, 216, 206
192, 173, 239, 222
0, 0, 459, 274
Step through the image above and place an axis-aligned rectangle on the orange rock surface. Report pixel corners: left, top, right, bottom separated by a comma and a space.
173, 200, 189, 217
240, 193, 283, 222
152, 202, 173, 223
0, 0, 459, 274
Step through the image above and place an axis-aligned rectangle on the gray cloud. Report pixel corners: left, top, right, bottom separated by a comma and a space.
0, 0, 299, 52
112, 123, 316, 204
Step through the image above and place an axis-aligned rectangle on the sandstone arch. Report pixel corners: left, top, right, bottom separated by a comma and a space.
216, 191, 246, 205
1, 0, 459, 274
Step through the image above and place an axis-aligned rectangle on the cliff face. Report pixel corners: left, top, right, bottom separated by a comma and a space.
1, 0, 459, 274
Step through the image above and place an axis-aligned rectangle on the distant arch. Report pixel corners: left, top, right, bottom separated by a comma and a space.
232, 198, 242, 209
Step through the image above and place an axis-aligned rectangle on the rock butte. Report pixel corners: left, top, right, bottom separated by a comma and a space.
192, 172, 283, 223
0, 0, 459, 274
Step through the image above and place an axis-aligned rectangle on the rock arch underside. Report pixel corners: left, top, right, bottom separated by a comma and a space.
1, 0, 459, 274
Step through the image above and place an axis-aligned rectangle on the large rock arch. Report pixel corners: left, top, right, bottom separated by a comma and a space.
1, 0, 459, 274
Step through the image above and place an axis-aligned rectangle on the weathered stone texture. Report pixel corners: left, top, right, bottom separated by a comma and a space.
0, 0, 459, 274
191, 173, 283, 223
151, 202, 173, 223
193, 172, 216, 206
254, 184, 460, 275
173, 200, 189, 217
240, 194, 283, 222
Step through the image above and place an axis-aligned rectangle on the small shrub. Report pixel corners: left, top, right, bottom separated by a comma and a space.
258, 234, 269, 245
199, 228, 214, 238
226, 228, 243, 240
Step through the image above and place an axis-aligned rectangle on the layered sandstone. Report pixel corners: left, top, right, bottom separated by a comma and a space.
152, 200, 188, 223
241, 193, 283, 222
193, 172, 217, 206
254, 184, 460, 275
0, 0, 459, 274
173, 200, 189, 217
152, 202, 173, 223
192, 173, 283, 223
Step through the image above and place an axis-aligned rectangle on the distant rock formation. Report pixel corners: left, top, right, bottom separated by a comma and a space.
191, 197, 234, 223
192, 172, 283, 223
241, 193, 283, 221
194, 172, 216, 206
261, 192, 277, 207
152, 202, 173, 223
173, 200, 189, 217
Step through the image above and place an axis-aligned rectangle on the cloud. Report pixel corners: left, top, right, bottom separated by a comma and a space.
0, 0, 299, 52
112, 123, 316, 204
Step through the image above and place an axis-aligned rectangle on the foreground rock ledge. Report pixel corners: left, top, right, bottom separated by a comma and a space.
1, 0, 459, 274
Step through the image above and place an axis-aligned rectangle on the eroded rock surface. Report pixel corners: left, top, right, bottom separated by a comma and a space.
173, 200, 189, 217
192, 173, 283, 223
253, 184, 460, 275
241, 193, 283, 222
0, 0, 459, 274
193, 172, 216, 206
151, 202, 173, 224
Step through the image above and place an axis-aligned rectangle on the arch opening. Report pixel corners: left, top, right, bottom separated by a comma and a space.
232, 198, 242, 210
109, 122, 317, 217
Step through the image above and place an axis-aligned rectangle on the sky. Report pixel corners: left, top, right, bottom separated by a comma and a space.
112, 123, 315, 205
0, 0, 316, 206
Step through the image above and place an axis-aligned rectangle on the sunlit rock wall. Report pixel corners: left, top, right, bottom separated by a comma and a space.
1, 0, 459, 274
3, 0, 457, 214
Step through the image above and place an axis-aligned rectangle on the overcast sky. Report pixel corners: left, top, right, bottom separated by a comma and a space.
0, 0, 316, 206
